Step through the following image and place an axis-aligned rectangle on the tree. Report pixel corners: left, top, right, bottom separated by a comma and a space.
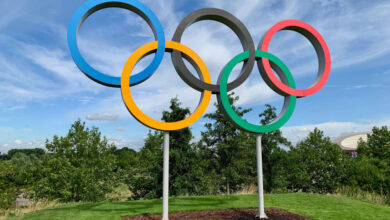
358, 126, 390, 160
162, 98, 205, 196
130, 98, 206, 199
0, 148, 45, 161
114, 147, 138, 170
347, 157, 387, 193
0, 160, 17, 210
353, 126, 390, 199
0, 153, 10, 160
1, 151, 43, 210
288, 128, 348, 193
8, 148, 45, 159
258, 104, 291, 192
10, 152, 37, 188
200, 93, 254, 194
27, 120, 117, 202
129, 130, 163, 200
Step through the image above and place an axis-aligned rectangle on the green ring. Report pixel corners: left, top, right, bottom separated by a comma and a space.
218, 50, 297, 133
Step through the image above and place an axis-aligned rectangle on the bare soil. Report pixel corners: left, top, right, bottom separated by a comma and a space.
122, 208, 310, 220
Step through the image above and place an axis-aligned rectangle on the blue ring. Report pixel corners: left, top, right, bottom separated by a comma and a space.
67, 0, 165, 87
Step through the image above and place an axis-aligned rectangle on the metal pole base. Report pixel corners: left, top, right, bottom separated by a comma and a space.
256, 212, 268, 219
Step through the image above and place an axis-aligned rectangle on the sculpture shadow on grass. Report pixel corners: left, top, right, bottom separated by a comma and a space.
54, 195, 242, 214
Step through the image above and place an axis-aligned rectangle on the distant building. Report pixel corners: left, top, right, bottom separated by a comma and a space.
333, 132, 370, 156
15, 194, 30, 208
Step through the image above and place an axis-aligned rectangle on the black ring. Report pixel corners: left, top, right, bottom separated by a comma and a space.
171, 8, 256, 94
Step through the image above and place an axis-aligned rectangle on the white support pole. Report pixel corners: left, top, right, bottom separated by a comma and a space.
256, 134, 268, 219
162, 131, 169, 220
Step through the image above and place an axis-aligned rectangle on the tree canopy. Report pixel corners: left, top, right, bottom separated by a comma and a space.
1, 97, 390, 209
27, 120, 118, 202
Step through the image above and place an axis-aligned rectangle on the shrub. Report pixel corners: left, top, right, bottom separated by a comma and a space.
288, 128, 348, 193
26, 120, 118, 202
0, 160, 17, 210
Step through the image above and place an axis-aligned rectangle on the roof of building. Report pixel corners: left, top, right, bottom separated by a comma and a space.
333, 132, 370, 151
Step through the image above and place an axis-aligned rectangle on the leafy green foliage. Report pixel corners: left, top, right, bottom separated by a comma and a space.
0, 151, 43, 210
0, 148, 44, 161
198, 97, 292, 194
114, 147, 137, 170
162, 98, 206, 196
358, 126, 390, 160
0, 154, 10, 160
129, 130, 163, 200
288, 128, 348, 193
347, 157, 387, 193
200, 93, 255, 194
10, 152, 37, 188
130, 98, 209, 199
27, 120, 117, 202
8, 148, 45, 159
352, 126, 390, 201
1, 96, 389, 207
0, 160, 17, 210
258, 104, 291, 192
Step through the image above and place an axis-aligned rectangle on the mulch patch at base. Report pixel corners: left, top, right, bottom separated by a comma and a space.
122, 208, 310, 220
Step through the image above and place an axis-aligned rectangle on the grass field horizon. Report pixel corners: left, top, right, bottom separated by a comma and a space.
5, 193, 390, 220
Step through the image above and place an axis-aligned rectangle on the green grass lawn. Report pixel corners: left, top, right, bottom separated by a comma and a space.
7, 193, 390, 220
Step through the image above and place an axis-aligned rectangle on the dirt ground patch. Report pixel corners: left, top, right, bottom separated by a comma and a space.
122, 208, 310, 220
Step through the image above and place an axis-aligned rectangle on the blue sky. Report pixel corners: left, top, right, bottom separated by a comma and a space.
1, 0, 390, 153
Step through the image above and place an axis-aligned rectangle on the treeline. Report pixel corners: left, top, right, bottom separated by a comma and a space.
1, 95, 389, 210
0, 148, 45, 160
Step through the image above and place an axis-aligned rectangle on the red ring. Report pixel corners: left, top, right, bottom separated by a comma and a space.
260, 20, 331, 97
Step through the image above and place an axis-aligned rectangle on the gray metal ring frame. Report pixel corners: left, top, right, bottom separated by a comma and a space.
171, 8, 256, 94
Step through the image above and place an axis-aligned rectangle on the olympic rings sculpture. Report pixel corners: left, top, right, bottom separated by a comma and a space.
68, 0, 331, 133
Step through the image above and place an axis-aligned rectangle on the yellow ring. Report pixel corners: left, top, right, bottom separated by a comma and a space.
121, 41, 212, 131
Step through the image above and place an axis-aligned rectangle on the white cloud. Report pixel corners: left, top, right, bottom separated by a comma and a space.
1, 0, 390, 150
282, 119, 390, 145
198, 0, 390, 77
0, 38, 102, 108
0, 126, 12, 133
22, 45, 83, 82
118, 0, 390, 116
86, 113, 118, 121
14, 140, 23, 145
5, 0, 386, 116
6, 105, 26, 111
108, 138, 144, 150
0, 139, 45, 154
2, 0, 389, 110
0, 1, 29, 29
